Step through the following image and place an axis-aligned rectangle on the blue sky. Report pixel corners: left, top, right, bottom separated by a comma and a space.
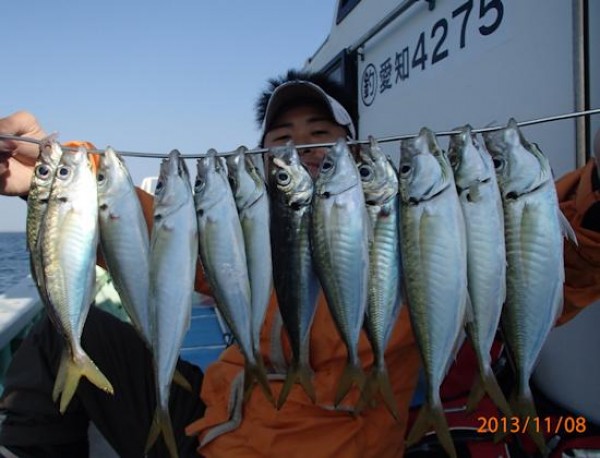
0, 0, 337, 232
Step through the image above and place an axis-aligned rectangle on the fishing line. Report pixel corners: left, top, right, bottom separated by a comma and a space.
1, 107, 599, 159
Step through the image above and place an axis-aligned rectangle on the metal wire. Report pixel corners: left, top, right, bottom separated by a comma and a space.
1, 107, 599, 159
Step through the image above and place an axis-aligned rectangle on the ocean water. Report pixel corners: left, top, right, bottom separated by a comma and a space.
0, 232, 30, 295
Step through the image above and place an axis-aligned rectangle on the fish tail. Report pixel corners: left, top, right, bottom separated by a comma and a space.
172, 369, 192, 392
277, 362, 316, 409
243, 359, 275, 407
145, 406, 179, 458
356, 366, 399, 420
406, 401, 457, 458
57, 348, 114, 413
52, 348, 69, 403
334, 361, 366, 408
501, 388, 550, 457
466, 366, 512, 418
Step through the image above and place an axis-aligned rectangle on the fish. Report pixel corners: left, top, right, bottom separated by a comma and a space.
26, 137, 63, 307
97, 147, 152, 348
145, 150, 198, 458
38, 146, 114, 414
447, 126, 511, 419
226, 146, 273, 366
482, 119, 577, 456
311, 137, 370, 407
267, 142, 320, 408
354, 136, 402, 419
399, 128, 468, 458
194, 149, 274, 405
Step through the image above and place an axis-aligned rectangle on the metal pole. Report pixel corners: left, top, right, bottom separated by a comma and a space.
573, 0, 587, 167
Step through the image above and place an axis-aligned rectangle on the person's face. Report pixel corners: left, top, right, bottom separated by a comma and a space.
263, 104, 348, 177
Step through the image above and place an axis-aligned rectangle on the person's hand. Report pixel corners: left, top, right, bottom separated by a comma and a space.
0, 111, 47, 196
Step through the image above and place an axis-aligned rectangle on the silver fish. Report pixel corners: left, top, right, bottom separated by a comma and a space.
267, 142, 319, 408
447, 126, 511, 419
311, 137, 369, 407
400, 128, 468, 458
26, 138, 63, 307
355, 136, 402, 419
39, 146, 114, 414
146, 150, 198, 458
97, 147, 152, 348
226, 146, 273, 363
194, 150, 273, 405
483, 119, 577, 456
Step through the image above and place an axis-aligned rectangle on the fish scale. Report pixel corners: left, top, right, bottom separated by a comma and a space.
446, 125, 512, 422
194, 150, 274, 406
355, 136, 402, 419
97, 147, 152, 348
483, 119, 576, 457
39, 147, 114, 414
268, 143, 320, 408
145, 150, 198, 458
400, 128, 467, 458
226, 146, 272, 362
311, 137, 369, 408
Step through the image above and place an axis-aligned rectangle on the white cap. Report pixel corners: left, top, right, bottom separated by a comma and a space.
261, 80, 357, 142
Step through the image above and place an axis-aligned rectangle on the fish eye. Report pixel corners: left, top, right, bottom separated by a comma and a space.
320, 159, 334, 173
448, 153, 459, 169
492, 157, 504, 170
276, 170, 290, 185
400, 164, 411, 176
56, 166, 71, 180
227, 176, 237, 189
97, 172, 106, 183
358, 164, 373, 181
35, 165, 50, 179
194, 177, 205, 191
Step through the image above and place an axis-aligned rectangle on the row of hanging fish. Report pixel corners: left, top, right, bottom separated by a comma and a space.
395, 121, 575, 458
25, 117, 576, 458
265, 121, 576, 458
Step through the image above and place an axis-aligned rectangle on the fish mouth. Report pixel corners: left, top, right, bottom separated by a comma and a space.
504, 180, 546, 200
407, 182, 449, 205
455, 177, 491, 195
317, 181, 358, 199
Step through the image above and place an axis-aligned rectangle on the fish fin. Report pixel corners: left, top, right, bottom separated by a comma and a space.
355, 369, 377, 413
145, 408, 161, 454
445, 329, 466, 376
52, 348, 69, 402
243, 360, 275, 407
334, 362, 366, 408
58, 348, 114, 413
356, 367, 399, 420
277, 362, 316, 409
467, 182, 482, 203
466, 368, 512, 418
172, 369, 192, 392
405, 402, 457, 458
145, 406, 179, 458
558, 209, 578, 246
498, 390, 550, 456
463, 292, 474, 324
363, 206, 374, 245
464, 375, 486, 414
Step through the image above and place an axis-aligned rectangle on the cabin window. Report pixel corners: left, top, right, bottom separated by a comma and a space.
336, 0, 361, 24
318, 49, 358, 135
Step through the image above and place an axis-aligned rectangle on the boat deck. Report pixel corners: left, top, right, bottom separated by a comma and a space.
180, 299, 228, 372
